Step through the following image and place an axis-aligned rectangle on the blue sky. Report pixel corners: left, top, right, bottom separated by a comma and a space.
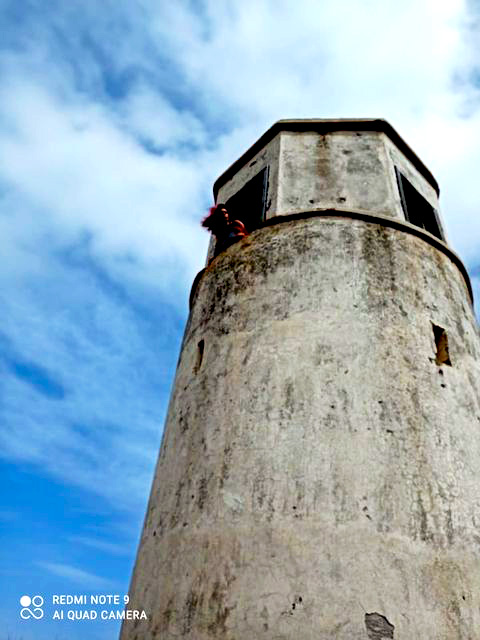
1, 0, 479, 638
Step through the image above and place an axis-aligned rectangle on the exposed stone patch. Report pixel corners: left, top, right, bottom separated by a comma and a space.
365, 612, 394, 639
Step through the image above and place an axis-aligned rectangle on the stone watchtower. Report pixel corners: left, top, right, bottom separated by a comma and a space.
121, 120, 480, 639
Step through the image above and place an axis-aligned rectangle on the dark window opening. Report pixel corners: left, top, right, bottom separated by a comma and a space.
194, 339, 205, 374
395, 168, 444, 240
432, 324, 451, 366
224, 166, 269, 233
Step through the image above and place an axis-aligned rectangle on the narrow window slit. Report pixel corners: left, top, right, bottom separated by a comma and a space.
432, 324, 451, 366
194, 339, 205, 374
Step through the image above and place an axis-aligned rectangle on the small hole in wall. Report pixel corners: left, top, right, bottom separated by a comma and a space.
194, 339, 205, 373
432, 324, 452, 366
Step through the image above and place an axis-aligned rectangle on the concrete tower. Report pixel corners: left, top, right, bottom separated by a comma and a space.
121, 120, 480, 639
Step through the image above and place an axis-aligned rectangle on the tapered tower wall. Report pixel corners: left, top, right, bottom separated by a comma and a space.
122, 120, 479, 639
122, 211, 480, 639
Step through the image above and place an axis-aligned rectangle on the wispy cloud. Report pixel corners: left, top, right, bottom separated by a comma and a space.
38, 561, 116, 590
0, 242, 177, 510
0, 510, 19, 523
68, 536, 130, 557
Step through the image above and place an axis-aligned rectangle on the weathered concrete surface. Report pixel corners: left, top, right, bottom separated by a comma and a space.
277, 130, 412, 219
121, 215, 480, 639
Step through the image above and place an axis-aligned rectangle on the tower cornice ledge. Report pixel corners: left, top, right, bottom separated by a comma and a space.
190, 209, 473, 308
213, 118, 439, 199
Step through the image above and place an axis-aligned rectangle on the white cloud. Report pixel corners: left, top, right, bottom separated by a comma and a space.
38, 561, 116, 589
118, 81, 208, 149
0, 77, 209, 295
0, 240, 175, 510
68, 536, 130, 556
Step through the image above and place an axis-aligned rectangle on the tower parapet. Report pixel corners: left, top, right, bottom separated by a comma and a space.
215, 119, 442, 232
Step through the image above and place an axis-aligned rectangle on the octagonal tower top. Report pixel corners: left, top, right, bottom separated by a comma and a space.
213, 118, 446, 243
